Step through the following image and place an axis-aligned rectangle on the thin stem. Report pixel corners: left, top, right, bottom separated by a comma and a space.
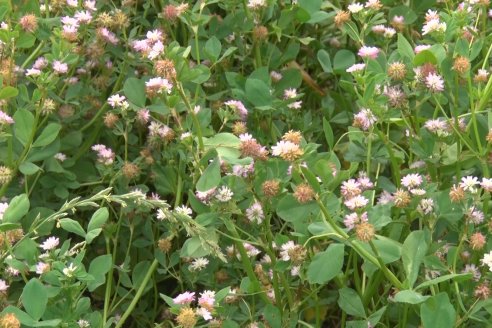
114, 259, 159, 328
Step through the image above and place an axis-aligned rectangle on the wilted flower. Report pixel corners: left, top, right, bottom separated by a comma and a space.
176, 307, 197, 328
469, 232, 486, 250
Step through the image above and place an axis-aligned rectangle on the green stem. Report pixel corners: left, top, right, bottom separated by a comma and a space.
176, 82, 204, 151
114, 259, 159, 328
316, 199, 404, 290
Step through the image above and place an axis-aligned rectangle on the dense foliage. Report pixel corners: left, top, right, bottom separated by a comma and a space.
0, 0, 492, 327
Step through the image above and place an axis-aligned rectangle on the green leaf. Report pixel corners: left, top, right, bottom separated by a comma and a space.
87, 254, 112, 291
0, 86, 18, 99
307, 243, 344, 284
367, 204, 392, 230
196, 158, 221, 192
402, 230, 429, 288
338, 287, 366, 318
415, 273, 472, 291
180, 236, 211, 258
21, 278, 48, 320
317, 50, 332, 73
264, 304, 281, 328
421, 293, 456, 328
59, 218, 86, 238
0, 222, 21, 232
13, 108, 34, 146
371, 236, 402, 264
17, 32, 36, 48
87, 207, 109, 232
397, 33, 415, 60
0, 306, 37, 326
322, 118, 334, 149
393, 290, 430, 304
123, 77, 146, 107
413, 50, 437, 66
245, 78, 272, 107
19, 161, 41, 175
204, 36, 221, 62
276, 194, 318, 223
86, 228, 102, 244
33, 123, 61, 147
389, 6, 417, 24
298, 0, 321, 14
3, 194, 30, 223
333, 50, 355, 73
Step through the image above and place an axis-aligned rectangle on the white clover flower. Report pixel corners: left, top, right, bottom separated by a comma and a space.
63, 263, 77, 277
348, 3, 364, 13
246, 202, 264, 224
215, 186, 234, 202
175, 205, 192, 216
401, 173, 423, 189
460, 176, 479, 193
481, 251, 492, 271
40, 236, 60, 251
0, 279, 9, 291
77, 320, 90, 328
189, 257, 209, 271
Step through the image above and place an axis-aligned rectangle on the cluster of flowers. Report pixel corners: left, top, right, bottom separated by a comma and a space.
172, 290, 217, 325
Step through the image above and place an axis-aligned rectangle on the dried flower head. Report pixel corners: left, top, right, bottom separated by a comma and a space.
334, 10, 351, 27
122, 162, 140, 180
393, 189, 411, 208
154, 59, 176, 80
355, 222, 375, 242
176, 307, 197, 328
253, 26, 268, 41
158, 238, 172, 253
0, 166, 13, 185
388, 62, 407, 80
0, 313, 20, 328
293, 183, 315, 203
19, 14, 38, 33
453, 56, 470, 74
103, 112, 119, 128
469, 232, 486, 250
474, 282, 490, 300
282, 130, 302, 145
262, 180, 280, 197
232, 121, 247, 135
